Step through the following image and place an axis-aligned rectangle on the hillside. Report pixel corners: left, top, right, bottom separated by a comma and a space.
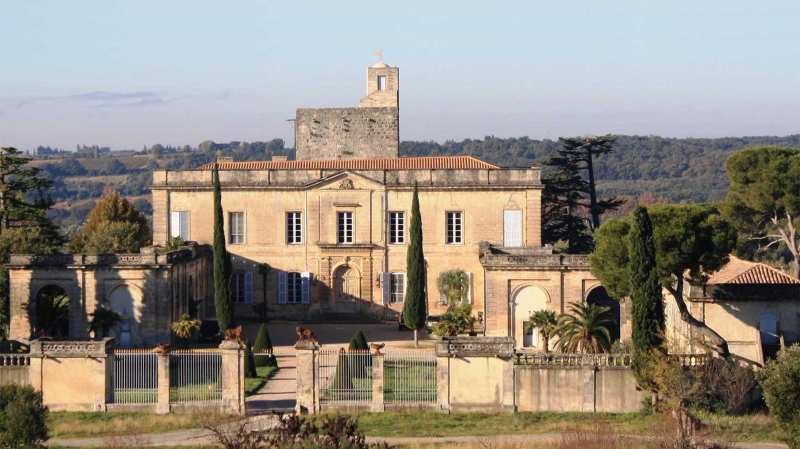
26, 134, 800, 231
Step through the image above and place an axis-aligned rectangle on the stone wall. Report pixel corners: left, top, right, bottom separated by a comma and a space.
295, 107, 399, 160
515, 364, 646, 413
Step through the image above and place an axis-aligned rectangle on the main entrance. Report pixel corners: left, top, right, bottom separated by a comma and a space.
333, 265, 361, 310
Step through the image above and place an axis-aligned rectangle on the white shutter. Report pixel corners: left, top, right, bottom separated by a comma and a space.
437, 273, 446, 304
381, 272, 391, 305
170, 211, 181, 238
244, 272, 253, 304
180, 213, 190, 240
503, 210, 522, 247
466, 272, 473, 304
277, 272, 288, 304
301, 272, 311, 304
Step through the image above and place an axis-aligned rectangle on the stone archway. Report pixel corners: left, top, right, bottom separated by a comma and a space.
333, 265, 361, 310
33, 285, 70, 338
107, 285, 143, 347
511, 285, 549, 350
587, 286, 620, 343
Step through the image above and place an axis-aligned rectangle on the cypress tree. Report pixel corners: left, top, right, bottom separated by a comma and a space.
212, 162, 234, 331
628, 207, 665, 387
403, 182, 427, 347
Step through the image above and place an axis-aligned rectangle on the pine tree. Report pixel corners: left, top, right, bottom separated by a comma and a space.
403, 183, 427, 347
628, 207, 666, 387
212, 162, 234, 331
542, 136, 623, 250
0, 147, 63, 338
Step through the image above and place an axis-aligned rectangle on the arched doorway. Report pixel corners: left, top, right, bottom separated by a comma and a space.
33, 285, 70, 338
587, 287, 620, 343
512, 286, 549, 350
108, 285, 141, 347
333, 265, 361, 311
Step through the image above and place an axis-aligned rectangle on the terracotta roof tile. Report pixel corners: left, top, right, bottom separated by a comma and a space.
707, 256, 799, 285
198, 156, 500, 171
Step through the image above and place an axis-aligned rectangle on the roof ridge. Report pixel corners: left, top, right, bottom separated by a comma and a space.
195, 155, 500, 171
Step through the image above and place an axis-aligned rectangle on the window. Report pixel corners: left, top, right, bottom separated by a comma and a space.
337, 211, 354, 244
231, 271, 253, 304
503, 209, 522, 247
287, 212, 302, 244
390, 272, 406, 304
229, 212, 245, 244
287, 272, 302, 304
388, 211, 405, 244
377, 75, 387, 91
446, 211, 463, 244
170, 211, 190, 240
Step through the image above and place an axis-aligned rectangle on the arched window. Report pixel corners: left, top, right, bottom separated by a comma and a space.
33, 285, 70, 338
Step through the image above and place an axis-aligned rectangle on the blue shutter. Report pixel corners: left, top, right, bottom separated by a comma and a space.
244, 271, 253, 304
381, 272, 391, 305
277, 272, 288, 304
301, 272, 311, 304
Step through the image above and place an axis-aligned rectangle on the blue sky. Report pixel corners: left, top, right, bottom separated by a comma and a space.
2, 1, 799, 150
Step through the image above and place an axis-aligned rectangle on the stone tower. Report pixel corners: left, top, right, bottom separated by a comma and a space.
359, 61, 399, 108
295, 61, 400, 160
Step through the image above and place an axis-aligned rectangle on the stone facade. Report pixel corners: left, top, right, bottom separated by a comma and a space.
151, 160, 544, 329
7, 246, 212, 346
295, 62, 399, 160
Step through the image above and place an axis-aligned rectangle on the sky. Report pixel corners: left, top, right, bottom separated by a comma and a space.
2, 1, 800, 151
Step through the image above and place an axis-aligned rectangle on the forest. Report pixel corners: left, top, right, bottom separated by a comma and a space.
26, 134, 800, 232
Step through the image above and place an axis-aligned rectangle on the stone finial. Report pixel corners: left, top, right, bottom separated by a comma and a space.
294, 326, 319, 350
370, 342, 385, 356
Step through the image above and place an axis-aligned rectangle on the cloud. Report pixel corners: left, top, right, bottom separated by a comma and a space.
3, 90, 183, 110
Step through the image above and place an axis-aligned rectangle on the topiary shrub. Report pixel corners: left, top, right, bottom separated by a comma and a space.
0, 385, 49, 449
244, 341, 257, 378
349, 330, 369, 351
253, 323, 277, 368
759, 345, 800, 449
348, 330, 371, 379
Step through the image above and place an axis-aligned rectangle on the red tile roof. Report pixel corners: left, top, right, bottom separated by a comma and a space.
707, 256, 799, 285
198, 156, 500, 171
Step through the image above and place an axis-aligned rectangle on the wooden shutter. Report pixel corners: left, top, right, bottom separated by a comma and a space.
277, 272, 288, 304
244, 272, 253, 304
301, 272, 311, 304
381, 272, 391, 305
503, 210, 523, 247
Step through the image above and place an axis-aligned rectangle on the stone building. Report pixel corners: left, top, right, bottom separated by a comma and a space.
295, 61, 399, 160
8, 60, 620, 349
8, 246, 212, 346
665, 256, 800, 365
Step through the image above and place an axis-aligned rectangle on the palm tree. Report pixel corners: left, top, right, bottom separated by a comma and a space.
554, 302, 614, 354
171, 314, 201, 341
437, 270, 469, 307
525, 310, 558, 353
88, 307, 122, 338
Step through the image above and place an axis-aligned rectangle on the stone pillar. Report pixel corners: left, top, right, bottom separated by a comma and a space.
219, 340, 246, 415
581, 366, 597, 413
156, 351, 170, 414
371, 353, 384, 412
436, 354, 450, 412
295, 342, 319, 414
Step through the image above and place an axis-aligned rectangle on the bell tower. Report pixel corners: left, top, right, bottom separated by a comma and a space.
359, 60, 399, 108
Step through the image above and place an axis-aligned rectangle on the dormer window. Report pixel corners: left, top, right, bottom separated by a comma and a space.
377, 75, 387, 91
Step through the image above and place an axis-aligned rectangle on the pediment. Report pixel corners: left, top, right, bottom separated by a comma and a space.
307, 171, 384, 191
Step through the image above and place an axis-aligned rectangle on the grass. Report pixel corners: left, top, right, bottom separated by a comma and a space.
48, 411, 237, 439
349, 410, 783, 442
245, 365, 278, 395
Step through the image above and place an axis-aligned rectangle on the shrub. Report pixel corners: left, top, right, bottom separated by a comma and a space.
199, 320, 222, 343
688, 358, 760, 415
759, 345, 800, 449
0, 385, 49, 449
253, 324, 277, 368
432, 303, 476, 337
171, 314, 201, 342
207, 413, 392, 449
349, 330, 369, 351
244, 341, 257, 378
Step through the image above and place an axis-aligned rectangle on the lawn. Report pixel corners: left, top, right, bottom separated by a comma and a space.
245, 365, 278, 395
47, 411, 237, 439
